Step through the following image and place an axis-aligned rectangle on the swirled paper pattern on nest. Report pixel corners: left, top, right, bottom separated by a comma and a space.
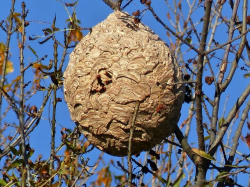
64, 11, 185, 156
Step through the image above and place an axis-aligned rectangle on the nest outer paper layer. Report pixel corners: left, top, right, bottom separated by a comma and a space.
64, 11, 185, 156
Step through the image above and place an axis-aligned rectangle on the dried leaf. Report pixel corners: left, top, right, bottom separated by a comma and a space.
65, 1, 78, 7
244, 73, 250, 78
216, 171, 228, 182
205, 76, 214, 85
245, 133, 250, 148
29, 105, 37, 117
42, 28, 52, 36
132, 10, 140, 16
185, 37, 192, 44
247, 122, 250, 130
192, 148, 216, 161
68, 28, 83, 43
27, 45, 38, 59
51, 15, 59, 32
167, 12, 171, 20
83, 141, 90, 152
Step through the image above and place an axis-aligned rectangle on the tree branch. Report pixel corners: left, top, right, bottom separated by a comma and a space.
102, 0, 123, 10
148, 5, 199, 54
127, 101, 140, 187
0, 0, 16, 126
228, 98, 250, 165
209, 82, 250, 155
194, 0, 213, 186
174, 126, 196, 164
0, 86, 53, 159
20, 3, 30, 186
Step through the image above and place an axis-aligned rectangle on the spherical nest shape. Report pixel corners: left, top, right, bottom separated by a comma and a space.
64, 11, 185, 156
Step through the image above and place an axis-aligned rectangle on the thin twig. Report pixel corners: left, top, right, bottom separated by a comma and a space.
21, 55, 47, 73
204, 28, 250, 55
127, 101, 140, 187
121, 0, 133, 10
209, 82, 250, 155
20, 2, 30, 186
49, 39, 58, 185
71, 158, 90, 187
0, 86, 53, 159
147, 5, 200, 54
0, 0, 16, 126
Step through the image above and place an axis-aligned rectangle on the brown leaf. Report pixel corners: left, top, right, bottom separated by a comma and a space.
61, 128, 67, 136
36, 83, 46, 91
132, 10, 140, 16
56, 98, 62, 102
145, 0, 151, 6
65, 2, 78, 7
245, 133, 250, 148
205, 76, 214, 85
247, 122, 250, 130
83, 141, 90, 152
29, 105, 37, 117
133, 17, 140, 24
176, 13, 180, 23
68, 28, 83, 43
177, 1, 181, 9
167, 12, 171, 20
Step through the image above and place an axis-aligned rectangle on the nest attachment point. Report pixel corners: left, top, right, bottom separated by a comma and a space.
64, 11, 185, 156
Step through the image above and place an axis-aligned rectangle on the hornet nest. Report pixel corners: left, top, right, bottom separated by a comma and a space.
64, 11, 185, 156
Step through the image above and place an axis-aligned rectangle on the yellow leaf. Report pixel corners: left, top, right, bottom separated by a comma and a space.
0, 60, 14, 75
82, 141, 90, 152
69, 28, 83, 43
0, 42, 6, 55
192, 148, 216, 161
215, 171, 228, 182
6, 60, 14, 74
13, 12, 21, 24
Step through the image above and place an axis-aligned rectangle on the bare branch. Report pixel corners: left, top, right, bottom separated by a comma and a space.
228, 98, 250, 164
174, 126, 196, 164
19, 2, 30, 186
102, 0, 123, 10
209, 82, 250, 155
0, 0, 16, 126
147, 5, 199, 54
0, 86, 53, 159
128, 101, 140, 187
194, 0, 213, 186
204, 28, 250, 55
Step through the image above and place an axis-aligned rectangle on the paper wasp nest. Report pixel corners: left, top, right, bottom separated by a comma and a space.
64, 11, 185, 156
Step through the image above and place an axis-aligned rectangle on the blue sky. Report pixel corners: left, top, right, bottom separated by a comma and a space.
0, 0, 250, 186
